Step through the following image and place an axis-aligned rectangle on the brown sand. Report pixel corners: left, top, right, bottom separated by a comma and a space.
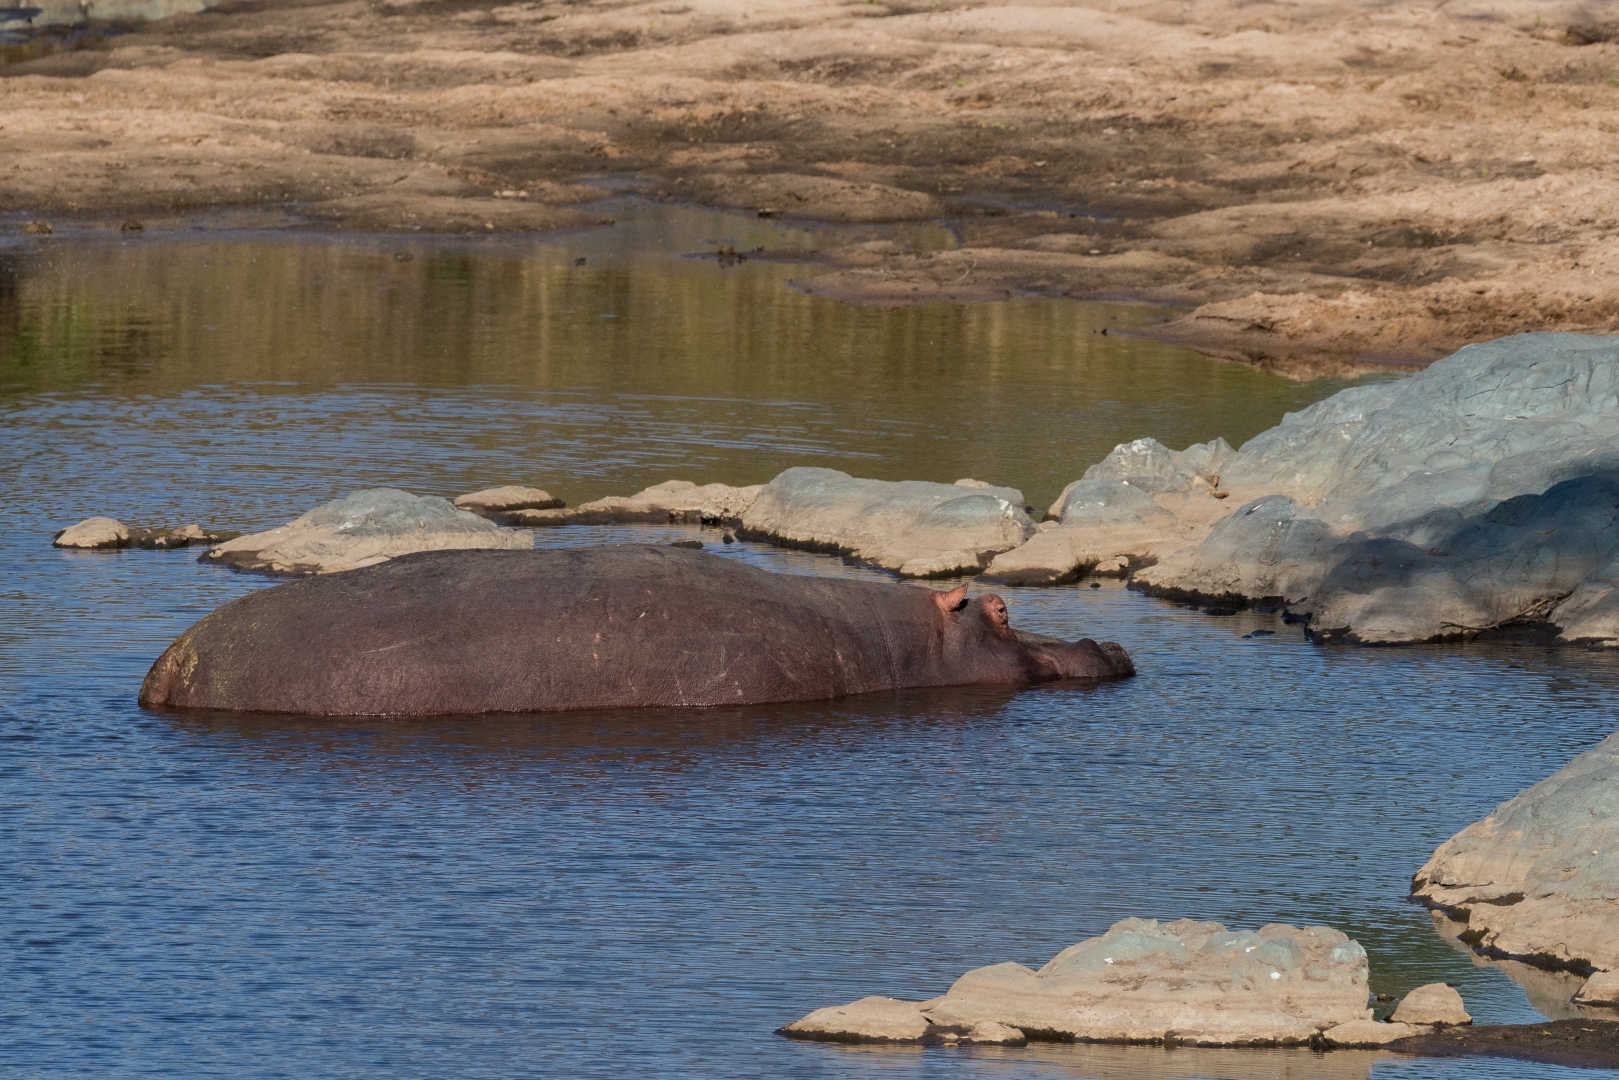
4, 0, 1618, 375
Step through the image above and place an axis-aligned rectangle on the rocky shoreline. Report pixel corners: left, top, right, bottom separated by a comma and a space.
52, 331, 1619, 650
5, 1, 1619, 375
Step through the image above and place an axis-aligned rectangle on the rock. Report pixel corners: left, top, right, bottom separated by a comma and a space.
515, 480, 763, 527
452, 485, 564, 517
200, 488, 531, 575
788, 918, 1371, 1049
1389, 984, 1470, 1026
740, 467, 1036, 578
22, 221, 52, 236
778, 996, 930, 1043
53, 517, 129, 549
1319, 1019, 1420, 1047
954, 478, 994, 489
1412, 730, 1619, 1008
168, 524, 207, 544
981, 440, 1233, 586
1007, 332, 1619, 645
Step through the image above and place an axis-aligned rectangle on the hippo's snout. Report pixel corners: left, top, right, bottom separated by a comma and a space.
1031, 637, 1135, 680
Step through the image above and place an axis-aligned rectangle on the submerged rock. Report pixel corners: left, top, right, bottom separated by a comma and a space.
509, 480, 762, 527
1412, 730, 1619, 1008
201, 488, 531, 575
452, 485, 564, 517
782, 917, 1371, 1047
53, 517, 130, 550
1319, 1018, 1420, 1047
740, 467, 1035, 578
991, 332, 1619, 644
129, 524, 221, 550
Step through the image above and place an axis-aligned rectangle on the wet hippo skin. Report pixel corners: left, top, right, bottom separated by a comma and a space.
139, 546, 1134, 715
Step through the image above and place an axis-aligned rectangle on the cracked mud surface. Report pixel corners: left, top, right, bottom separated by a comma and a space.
3, 0, 1618, 375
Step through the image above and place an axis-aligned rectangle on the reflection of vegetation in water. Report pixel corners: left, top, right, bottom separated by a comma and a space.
0, 230, 1387, 504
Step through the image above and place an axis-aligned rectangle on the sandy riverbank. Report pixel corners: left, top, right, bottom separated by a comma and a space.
3, 0, 1617, 376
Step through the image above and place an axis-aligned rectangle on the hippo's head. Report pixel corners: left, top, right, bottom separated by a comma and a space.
929, 585, 1134, 682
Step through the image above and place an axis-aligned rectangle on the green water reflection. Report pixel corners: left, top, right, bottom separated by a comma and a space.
0, 202, 1386, 508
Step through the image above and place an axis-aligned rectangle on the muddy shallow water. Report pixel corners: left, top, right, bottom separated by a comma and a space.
3, 204, 1616, 1079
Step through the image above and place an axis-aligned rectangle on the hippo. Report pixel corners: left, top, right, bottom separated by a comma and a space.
139, 546, 1134, 715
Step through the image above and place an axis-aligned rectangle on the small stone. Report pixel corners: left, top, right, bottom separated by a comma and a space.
1320, 1019, 1420, 1047
53, 517, 129, 549
954, 478, 993, 489
1390, 983, 1471, 1026
22, 221, 52, 236
121, 220, 144, 232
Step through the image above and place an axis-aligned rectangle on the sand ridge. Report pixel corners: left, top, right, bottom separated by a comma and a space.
2, 0, 1617, 374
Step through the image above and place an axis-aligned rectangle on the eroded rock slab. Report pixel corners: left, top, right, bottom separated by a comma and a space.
1412, 730, 1619, 1008
452, 486, 564, 517
783, 917, 1371, 1048
741, 467, 1035, 578
201, 488, 531, 575
509, 480, 762, 527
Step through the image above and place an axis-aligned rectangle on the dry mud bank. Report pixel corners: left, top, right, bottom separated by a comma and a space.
3, 0, 1619, 374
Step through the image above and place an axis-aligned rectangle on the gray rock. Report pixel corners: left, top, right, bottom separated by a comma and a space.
1388, 984, 1470, 1027
201, 488, 531, 575
1127, 495, 1337, 606
741, 467, 1035, 578
1412, 730, 1619, 1008
1302, 476, 1619, 643
786, 918, 1371, 1048
53, 517, 129, 550
1012, 332, 1619, 644
982, 440, 1234, 585
452, 485, 564, 516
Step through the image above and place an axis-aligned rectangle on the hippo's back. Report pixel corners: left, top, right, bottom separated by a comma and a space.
140, 546, 924, 715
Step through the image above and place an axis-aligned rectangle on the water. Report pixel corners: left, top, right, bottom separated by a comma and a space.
3, 203, 1616, 1079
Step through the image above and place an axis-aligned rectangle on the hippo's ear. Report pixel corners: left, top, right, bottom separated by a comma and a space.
932, 585, 969, 614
